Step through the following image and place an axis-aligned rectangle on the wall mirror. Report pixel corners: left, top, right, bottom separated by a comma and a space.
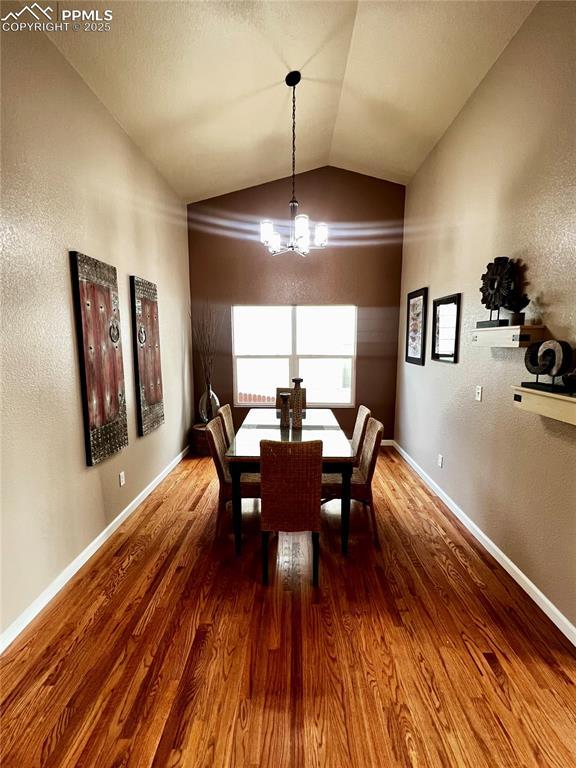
431, 293, 462, 363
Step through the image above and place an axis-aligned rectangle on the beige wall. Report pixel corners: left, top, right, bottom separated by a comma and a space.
1, 30, 192, 631
396, 2, 576, 625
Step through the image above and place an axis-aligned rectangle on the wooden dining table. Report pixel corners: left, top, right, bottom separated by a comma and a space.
225, 408, 355, 556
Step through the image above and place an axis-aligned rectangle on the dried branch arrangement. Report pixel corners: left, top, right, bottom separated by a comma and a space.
192, 304, 220, 385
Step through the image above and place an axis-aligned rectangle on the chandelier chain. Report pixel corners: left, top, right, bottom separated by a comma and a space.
259, 71, 328, 255
291, 85, 296, 202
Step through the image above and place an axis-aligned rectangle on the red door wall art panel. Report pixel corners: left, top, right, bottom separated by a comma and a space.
130, 276, 165, 436
70, 251, 129, 465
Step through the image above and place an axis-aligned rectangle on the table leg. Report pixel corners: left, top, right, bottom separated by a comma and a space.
341, 465, 352, 556
230, 465, 242, 555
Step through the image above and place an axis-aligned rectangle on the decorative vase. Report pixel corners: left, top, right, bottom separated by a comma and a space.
199, 383, 220, 423
279, 392, 291, 428
291, 377, 303, 430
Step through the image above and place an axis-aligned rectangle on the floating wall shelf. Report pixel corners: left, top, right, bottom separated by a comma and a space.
512, 386, 576, 426
471, 325, 550, 348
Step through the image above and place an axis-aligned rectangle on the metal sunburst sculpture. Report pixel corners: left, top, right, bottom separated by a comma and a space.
478, 256, 529, 328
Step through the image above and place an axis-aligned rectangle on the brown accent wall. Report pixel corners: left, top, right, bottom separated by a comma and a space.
188, 166, 404, 437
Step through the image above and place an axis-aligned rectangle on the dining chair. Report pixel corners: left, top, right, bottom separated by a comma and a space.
217, 403, 235, 447
322, 417, 384, 545
351, 405, 371, 466
321, 404, 371, 505
206, 417, 260, 521
260, 440, 323, 586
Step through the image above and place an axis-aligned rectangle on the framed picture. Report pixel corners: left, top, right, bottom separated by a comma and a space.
130, 276, 165, 436
431, 293, 462, 364
70, 251, 129, 465
405, 287, 428, 365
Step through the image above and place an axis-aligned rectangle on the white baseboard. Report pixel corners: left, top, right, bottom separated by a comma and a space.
392, 441, 576, 648
380, 439, 395, 446
0, 446, 189, 654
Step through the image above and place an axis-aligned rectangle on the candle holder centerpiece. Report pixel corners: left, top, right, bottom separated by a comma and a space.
291, 377, 304, 430
279, 392, 291, 428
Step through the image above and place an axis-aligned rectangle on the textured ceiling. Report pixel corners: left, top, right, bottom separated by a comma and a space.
49, 1, 536, 202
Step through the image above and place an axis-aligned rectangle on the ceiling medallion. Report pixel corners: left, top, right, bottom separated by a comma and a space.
259, 71, 328, 257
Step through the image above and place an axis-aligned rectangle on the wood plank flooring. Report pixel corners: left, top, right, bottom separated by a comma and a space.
1, 449, 575, 767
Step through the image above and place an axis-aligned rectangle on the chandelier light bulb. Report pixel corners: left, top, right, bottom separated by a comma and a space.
294, 214, 309, 240
297, 236, 310, 256
314, 222, 328, 247
268, 231, 282, 254
260, 220, 273, 245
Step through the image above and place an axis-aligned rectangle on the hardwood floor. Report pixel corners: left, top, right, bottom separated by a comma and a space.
1, 449, 575, 767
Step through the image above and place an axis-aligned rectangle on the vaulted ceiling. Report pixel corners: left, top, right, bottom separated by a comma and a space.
49, 1, 536, 202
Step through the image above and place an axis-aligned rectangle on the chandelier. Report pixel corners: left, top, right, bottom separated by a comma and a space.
259, 71, 328, 256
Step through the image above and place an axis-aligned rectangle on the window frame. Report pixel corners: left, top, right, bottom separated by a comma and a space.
232, 305, 357, 408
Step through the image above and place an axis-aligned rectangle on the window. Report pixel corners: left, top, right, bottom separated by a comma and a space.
232, 305, 357, 407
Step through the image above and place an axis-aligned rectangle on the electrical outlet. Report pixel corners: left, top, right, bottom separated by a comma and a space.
475, 385, 483, 402
119, 471, 125, 487
437, 454, 444, 468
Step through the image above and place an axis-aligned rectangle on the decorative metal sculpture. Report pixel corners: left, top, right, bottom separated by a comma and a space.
478, 257, 530, 328
70, 251, 129, 466
130, 276, 165, 436
522, 340, 575, 393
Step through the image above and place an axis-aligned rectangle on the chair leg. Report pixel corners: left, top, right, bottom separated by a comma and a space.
261, 531, 270, 586
312, 531, 320, 587
215, 492, 226, 536
368, 492, 380, 548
